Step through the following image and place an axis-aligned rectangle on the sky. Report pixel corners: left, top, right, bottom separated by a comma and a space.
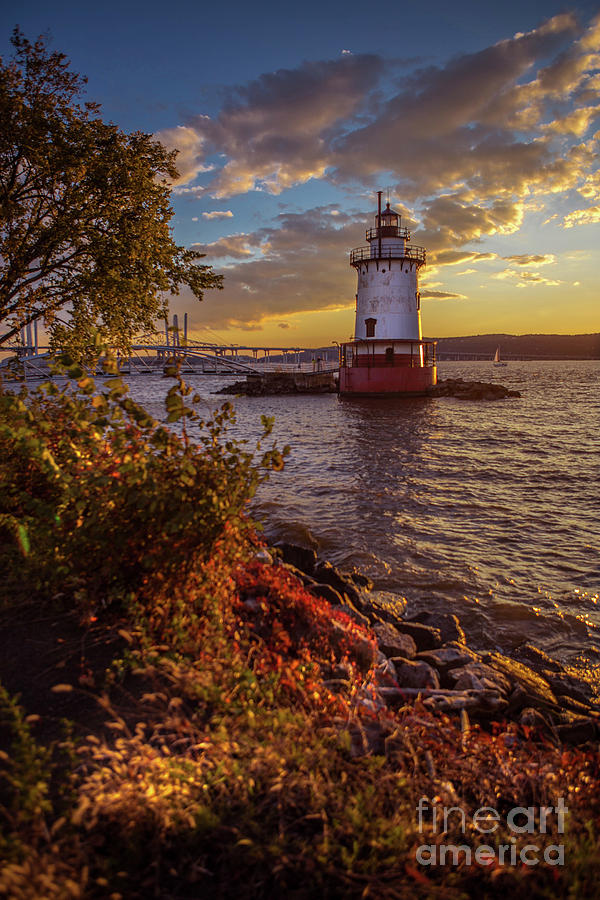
2, 0, 600, 346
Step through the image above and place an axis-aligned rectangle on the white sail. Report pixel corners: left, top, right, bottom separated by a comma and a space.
493, 346, 507, 367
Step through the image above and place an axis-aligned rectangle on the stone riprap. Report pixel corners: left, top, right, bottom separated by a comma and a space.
273, 541, 600, 746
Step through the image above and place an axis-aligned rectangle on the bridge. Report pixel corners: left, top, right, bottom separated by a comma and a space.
0, 314, 339, 379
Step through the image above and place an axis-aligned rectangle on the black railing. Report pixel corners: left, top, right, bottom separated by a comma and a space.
366, 225, 411, 242
350, 244, 426, 266
339, 339, 437, 368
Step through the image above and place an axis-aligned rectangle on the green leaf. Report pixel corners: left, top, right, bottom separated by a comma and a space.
17, 524, 30, 556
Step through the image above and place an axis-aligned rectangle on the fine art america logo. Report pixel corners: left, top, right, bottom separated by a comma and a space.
416, 797, 567, 867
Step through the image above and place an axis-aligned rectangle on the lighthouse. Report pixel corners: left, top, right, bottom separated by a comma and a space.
339, 192, 436, 396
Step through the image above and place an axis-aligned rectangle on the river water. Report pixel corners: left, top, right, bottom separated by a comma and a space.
127, 360, 600, 683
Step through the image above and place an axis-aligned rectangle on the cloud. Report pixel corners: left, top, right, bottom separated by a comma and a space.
182, 54, 386, 198
182, 205, 362, 330
562, 205, 600, 227
542, 106, 600, 136
202, 210, 234, 220
163, 12, 600, 329
153, 125, 212, 185
428, 250, 498, 266
420, 290, 467, 300
501, 254, 556, 265
161, 11, 600, 217
331, 13, 586, 199
417, 193, 526, 256
278, 322, 291, 329
193, 233, 269, 259
492, 268, 561, 286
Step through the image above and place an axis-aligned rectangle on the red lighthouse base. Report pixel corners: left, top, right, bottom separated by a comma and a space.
339, 364, 436, 396
338, 340, 437, 397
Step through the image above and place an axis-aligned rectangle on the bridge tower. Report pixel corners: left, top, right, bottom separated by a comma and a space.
339, 191, 436, 395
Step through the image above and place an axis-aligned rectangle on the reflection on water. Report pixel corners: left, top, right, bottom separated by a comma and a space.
126, 360, 600, 680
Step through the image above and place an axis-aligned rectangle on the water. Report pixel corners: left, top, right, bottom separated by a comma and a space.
126, 361, 600, 682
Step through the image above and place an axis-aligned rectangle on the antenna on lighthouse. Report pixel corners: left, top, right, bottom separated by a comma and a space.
377, 190, 382, 258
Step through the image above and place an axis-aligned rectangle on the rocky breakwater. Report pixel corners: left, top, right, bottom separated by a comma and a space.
217, 372, 337, 395
429, 377, 521, 400
271, 542, 599, 746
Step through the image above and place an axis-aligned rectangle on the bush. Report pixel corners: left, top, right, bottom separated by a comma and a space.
0, 356, 287, 613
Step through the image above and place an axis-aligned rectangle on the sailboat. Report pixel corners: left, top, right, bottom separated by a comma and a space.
493, 346, 507, 367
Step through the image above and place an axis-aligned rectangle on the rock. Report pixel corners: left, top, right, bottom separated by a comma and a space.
254, 548, 273, 564
392, 621, 442, 651
519, 707, 553, 732
313, 561, 362, 605
395, 659, 440, 690
274, 542, 318, 576
454, 671, 486, 692
375, 657, 398, 685
360, 593, 408, 629
482, 652, 558, 711
542, 670, 595, 705
219, 372, 337, 395
429, 378, 521, 401
330, 619, 376, 672
416, 646, 479, 676
354, 686, 388, 717
349, 570, 374, 591
331, 603, 371, 629
309, 583, 344, 606
513, 643, 564, 674
333, 662, 353, 680
448, 662, 512, 696
215, 380, 247, 395
422, 694, 478, 713
409, 612, 466, 645
279, 562, 318, 589
372, 622, 417, 659
556, 695, 600, 719
555, 718, 598, 744
378, 686, 506, 715
298, 572, 319, 588
423, 690, 507, 715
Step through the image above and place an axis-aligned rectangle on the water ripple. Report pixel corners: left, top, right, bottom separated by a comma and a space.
127, 359, 600, 683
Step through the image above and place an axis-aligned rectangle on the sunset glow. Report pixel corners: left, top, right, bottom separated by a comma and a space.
5, 1, 598, 346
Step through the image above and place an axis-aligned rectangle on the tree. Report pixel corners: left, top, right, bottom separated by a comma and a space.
0, 29, 222, 358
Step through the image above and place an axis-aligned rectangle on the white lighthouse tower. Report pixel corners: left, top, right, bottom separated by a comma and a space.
339, 192, 436, 395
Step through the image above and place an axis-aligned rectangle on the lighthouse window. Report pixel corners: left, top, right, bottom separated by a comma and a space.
365, 317, 376, 337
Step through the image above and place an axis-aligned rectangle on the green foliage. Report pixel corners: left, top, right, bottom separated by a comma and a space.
0, 29, 222, 358
0, 361, 286, 611
0, 682, 51, 840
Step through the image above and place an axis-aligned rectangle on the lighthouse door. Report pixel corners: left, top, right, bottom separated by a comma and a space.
385, 347, 394, 365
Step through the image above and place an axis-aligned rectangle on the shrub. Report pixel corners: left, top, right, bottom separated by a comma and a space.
0, 356, 287, 614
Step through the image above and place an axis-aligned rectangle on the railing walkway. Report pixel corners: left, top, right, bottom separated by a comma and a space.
0, 320, 339, 379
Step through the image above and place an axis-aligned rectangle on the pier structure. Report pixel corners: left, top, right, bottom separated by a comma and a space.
0, 314, 338, 379
339, 192, 437, 396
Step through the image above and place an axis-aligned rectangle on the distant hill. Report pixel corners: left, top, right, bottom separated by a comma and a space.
428, 333, 600, 360
266, 334, 600, 362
